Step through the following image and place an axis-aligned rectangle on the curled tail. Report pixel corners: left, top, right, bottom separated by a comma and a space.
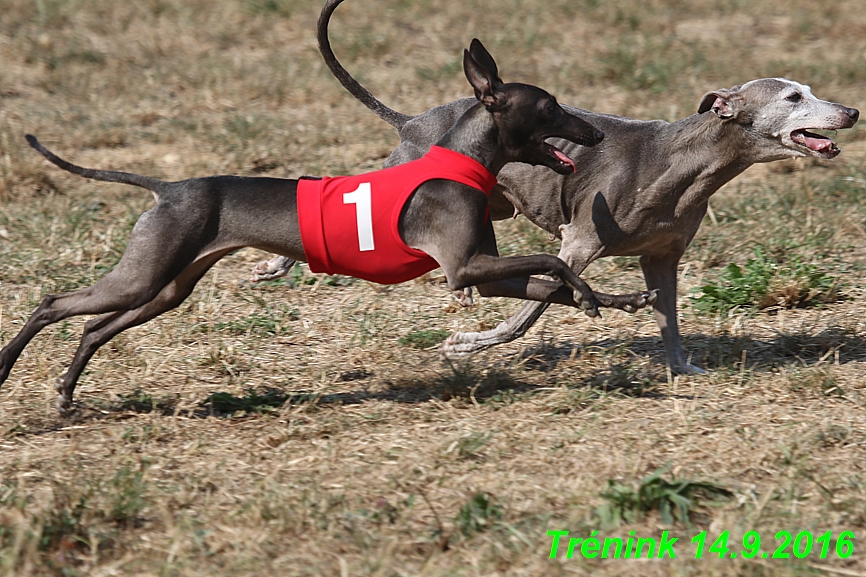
318, 0, 412, 130
26, 135, 170, 200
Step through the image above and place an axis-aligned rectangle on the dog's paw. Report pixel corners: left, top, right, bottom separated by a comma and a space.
593, 289, 658, 313
453, 287, 474, 308
249, 256, 295, 283
623, 289, 658, 312
646, 289, 659, 306
671, 362, 707, 376
574, 290, 601, 317
55, 394, 75, 417
440, 331, 492, 358
440, 334, 471, 358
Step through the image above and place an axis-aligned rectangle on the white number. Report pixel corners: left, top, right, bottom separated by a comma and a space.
343, 182, 375, 252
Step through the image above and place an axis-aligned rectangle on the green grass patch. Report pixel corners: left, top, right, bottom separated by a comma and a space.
691, 247, 839, 315
454, 431, 495, 460
455, 492, 503, 538
398, 328, 449, 349
215, 308, 298, 337
595, 465, 732, 528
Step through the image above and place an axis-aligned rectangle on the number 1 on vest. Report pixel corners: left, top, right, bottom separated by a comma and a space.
343, 182, 375, 252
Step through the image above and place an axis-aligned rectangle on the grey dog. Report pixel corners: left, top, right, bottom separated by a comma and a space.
0, 39, 655, 415
254, 0, 857, 374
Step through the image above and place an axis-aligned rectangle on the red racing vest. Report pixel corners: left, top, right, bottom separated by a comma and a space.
297, 146, 497, 284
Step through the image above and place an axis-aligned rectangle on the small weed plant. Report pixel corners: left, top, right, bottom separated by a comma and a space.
455, 492, 503, 537
692, 247, 838, 315
595, 465, 731, 528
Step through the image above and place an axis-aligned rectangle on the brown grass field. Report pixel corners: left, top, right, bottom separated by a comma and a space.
2, 0, 866, 575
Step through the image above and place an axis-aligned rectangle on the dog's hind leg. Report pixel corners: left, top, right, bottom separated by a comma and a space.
0, 205, 206, 387
0, 274, 175, 388
53, 249, 232, 414
249, 255, 295, 283
441, 301, 549, 357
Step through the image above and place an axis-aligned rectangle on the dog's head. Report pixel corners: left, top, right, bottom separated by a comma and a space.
463, 39, 603, 175
698, 78, 859, 161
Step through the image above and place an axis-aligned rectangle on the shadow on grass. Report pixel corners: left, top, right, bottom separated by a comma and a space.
514, 325, 866, 373
672, 325, 866, 370
194, 360, 672, 417
65, 367, 645, 421
171, 369, 667, 419
31, 325, 863, 426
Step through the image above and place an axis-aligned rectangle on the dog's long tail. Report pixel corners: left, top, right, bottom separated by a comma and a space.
26, 135, 170, 201
318, 0, 412, 130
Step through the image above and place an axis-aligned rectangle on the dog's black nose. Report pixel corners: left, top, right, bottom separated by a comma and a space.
594, 129, 605, 143
847, 107, 860, 122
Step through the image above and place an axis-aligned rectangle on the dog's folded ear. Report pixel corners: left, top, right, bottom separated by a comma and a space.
464, 39, 506, 109
698, 85, 743, 120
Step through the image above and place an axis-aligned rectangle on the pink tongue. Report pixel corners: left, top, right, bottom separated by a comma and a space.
803, 135, 832, 151
553, 148, 577, 173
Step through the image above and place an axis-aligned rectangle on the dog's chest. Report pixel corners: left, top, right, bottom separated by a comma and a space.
296, 147, 496, 285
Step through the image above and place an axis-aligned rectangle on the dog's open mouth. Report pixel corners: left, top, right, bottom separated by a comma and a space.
791, 129, 840, 158
546, 142, 577, 173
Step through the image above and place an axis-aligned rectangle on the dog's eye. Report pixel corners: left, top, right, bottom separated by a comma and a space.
786, 93, 802, 103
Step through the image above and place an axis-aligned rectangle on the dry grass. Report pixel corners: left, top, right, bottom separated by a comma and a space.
2, 0, 866, 575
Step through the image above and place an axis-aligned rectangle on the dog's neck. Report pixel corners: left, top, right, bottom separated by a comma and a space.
662, 113, 759, 218
434, 104, 507, 175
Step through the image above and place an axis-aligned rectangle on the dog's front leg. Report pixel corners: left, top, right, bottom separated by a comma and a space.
639, 253, 705, 375
444, 252, 603, 316
438, 227, 656, 357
